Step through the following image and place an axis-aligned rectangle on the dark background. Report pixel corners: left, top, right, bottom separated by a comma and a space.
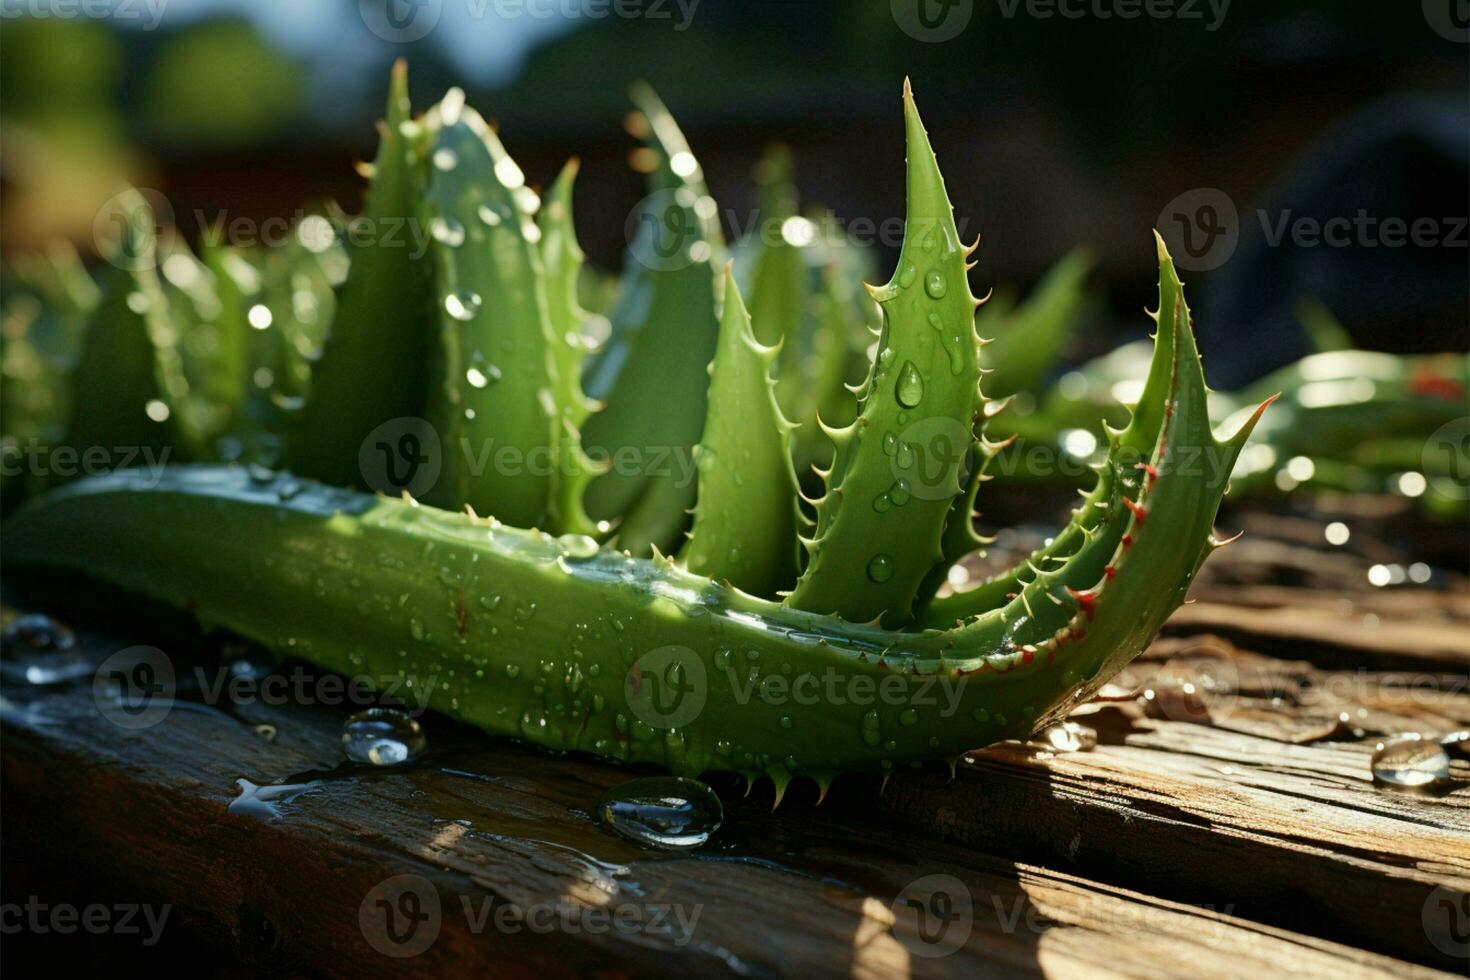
1, 0, 1467, 386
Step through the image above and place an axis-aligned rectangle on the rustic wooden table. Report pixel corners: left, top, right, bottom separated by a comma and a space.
2, 498, 1467, 978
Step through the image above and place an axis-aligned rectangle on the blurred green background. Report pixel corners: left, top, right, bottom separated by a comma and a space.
1, 0, 1466, 384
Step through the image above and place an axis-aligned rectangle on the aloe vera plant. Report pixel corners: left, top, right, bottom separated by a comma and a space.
2, 72, 1266, 790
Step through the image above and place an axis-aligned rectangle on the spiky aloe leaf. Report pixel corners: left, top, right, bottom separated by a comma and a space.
808, 225, 879, 433
538, 159, 603, 537
199, 241, 283, 462
154, 241, 236, 456
746, 146, 806, 406
917, 233, 1190, 628
977, 248, 1093, 400
680, 266, 801, 596
3, 247, 1265, 782
61, 190, 181, 473
2, 245, 98, 508
286, 61, 434, 487
421, 88, 557, 528
786, 81, 985, 627
581, 84, 722, 554
260, 235, 339, 402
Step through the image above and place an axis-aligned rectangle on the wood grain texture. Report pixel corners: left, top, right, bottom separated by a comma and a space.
2, 504, 1467, 978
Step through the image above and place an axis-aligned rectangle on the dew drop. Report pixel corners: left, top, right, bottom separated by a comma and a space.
1371, 733, 1451, 790
867, 554, 894, 583
861, 709, 882, 747
597, 776, 722, 849
445, 288, 481, 321
432, 148, 458, 172
895, 361, 924, 408
430, 216, 466, 247
898, 264, 917, 288
477, 204, 503, 227
872, 494, 891, 513
881, 432, 897, 456
341, 708, 426, 766
559, 534, 600, 559
924, 270, 948, 299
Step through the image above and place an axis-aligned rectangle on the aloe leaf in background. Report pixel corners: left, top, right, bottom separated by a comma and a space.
680, 266, 801, 596
285, 61, 434, 488
581, 83, 723, 555
538, 158, 604, 537
420, 88, 558, 528
60, 189, 182, 475
977, 247, 1093, 400
1, 243, 99, 507
745, 146, 806, 404
200, 240, 283, 463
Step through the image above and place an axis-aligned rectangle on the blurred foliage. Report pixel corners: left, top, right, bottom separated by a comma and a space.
140, 19, 302, 148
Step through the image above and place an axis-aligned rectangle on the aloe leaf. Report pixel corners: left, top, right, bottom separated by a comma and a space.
60, 190, 182, 474
746, 146, 806, 407
285, 61, 434, 487
581, 84, 723, 554
200, 241, 285, 462
2, 242, 98, 439
680, 266, 801, 596
3, 278, 1261, 780
917, 233, 1189, 628
977, 248, 1093, 400
418, 88, 559, 528
538, 158, 603, 537
785, 81, 986, 627
154, 241, 236, 456
1294, 296, 1355, 355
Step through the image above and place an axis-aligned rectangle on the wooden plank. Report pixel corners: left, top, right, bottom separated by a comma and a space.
878, 603, 1470, 971
0, 603, 1454, 979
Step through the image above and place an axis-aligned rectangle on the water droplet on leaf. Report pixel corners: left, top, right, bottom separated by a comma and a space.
896, 361, 924, 408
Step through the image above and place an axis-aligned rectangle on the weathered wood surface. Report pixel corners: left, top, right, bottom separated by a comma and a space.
2, 503, 1468, 978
